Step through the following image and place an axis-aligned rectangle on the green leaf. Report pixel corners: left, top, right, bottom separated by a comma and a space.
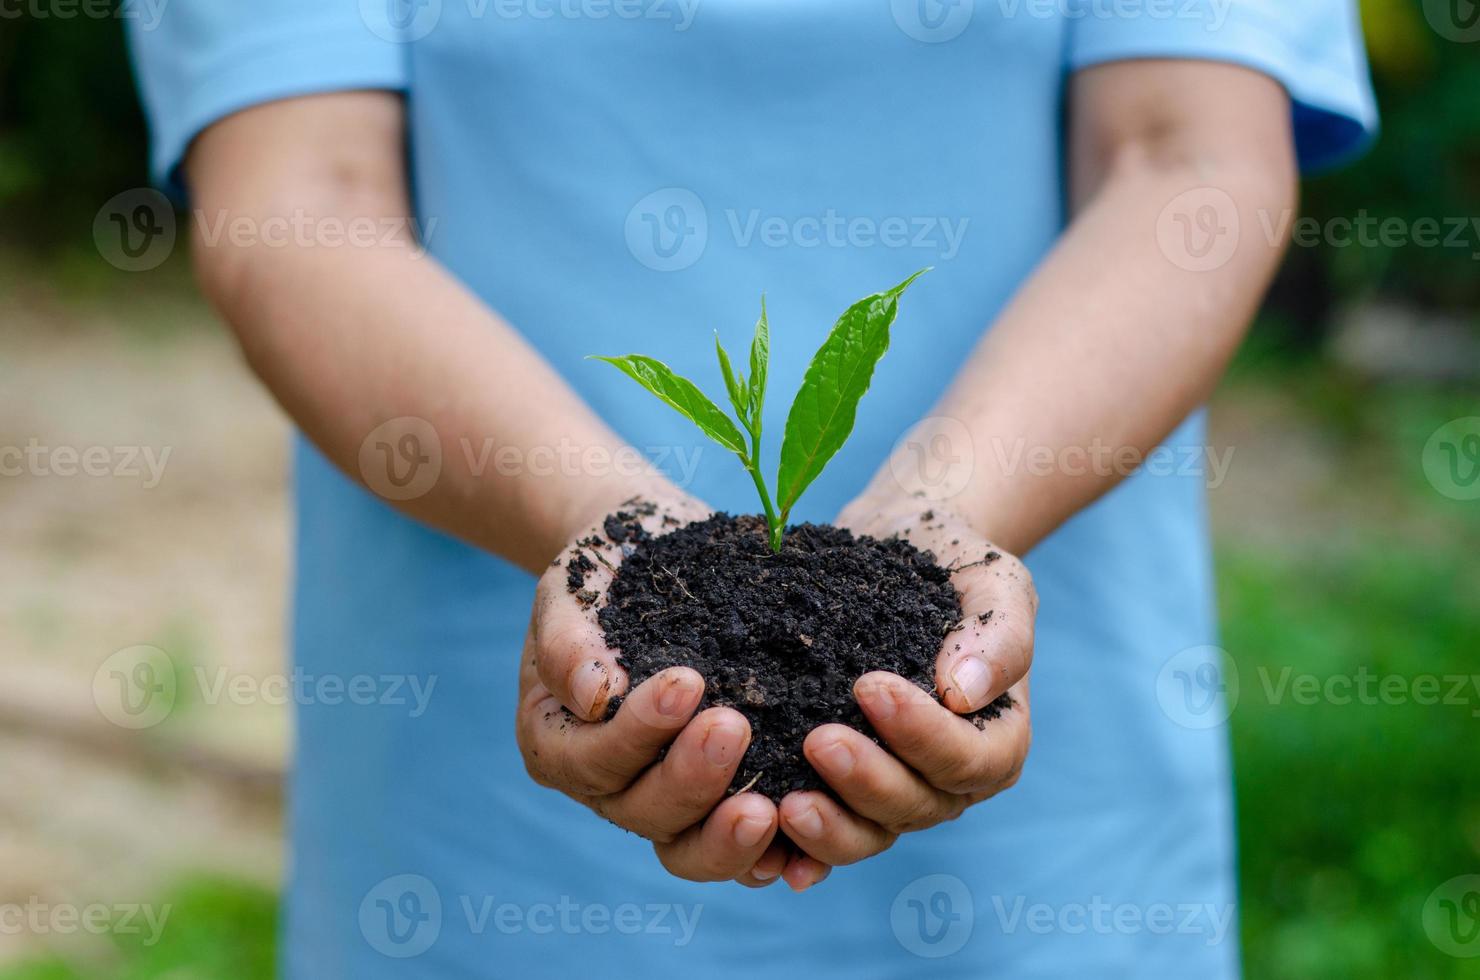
714, 333, 748, 427
590, 354, 749, 458
747, 298, 769, 426
775, 269, 928, 515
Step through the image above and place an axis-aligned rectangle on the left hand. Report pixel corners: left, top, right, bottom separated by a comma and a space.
772, 496, 1037, 889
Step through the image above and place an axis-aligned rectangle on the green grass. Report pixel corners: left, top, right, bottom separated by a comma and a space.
1224, 541, 1480, 979
0, 878, 275, 980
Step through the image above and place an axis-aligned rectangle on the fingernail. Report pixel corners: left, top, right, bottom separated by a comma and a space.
814, 739, 855, 777
733, 814, 770, 848
570, 660, 609, 717
751, 866, 779, 882
703, 721, 745, 767
656, 672, 700, 718
790, 804, 824, 840
949, 655, 992, 709
858, 679, 897, 721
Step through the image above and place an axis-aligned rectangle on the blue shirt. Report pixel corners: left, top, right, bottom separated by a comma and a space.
131, 3, 1375, 976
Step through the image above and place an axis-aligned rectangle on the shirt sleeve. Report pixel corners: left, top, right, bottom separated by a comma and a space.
1065, 0, 1378, 173
126, 1, 409, 202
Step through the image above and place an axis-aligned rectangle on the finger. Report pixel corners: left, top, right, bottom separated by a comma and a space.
600, 707, 750, 841
517, 663, 704, 797
938, 549, 1037, 712
800, 724, 965, 836
781, 851, 832, 893
532, 560, 625, 720
735, 840, 789, 888
777, 787, 898, 866
653, 793, 779, 883
856, 671, 1031, 797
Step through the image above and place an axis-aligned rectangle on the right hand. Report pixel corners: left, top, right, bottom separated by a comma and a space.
515, 488, 817, 888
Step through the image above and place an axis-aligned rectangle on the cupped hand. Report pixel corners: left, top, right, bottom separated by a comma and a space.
515, 488, 790, 887
774, 497, 1037, 878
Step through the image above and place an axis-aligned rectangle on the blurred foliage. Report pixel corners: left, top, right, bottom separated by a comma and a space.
0, 6, 148, 243
1257, 0, 1480, 344
1301, 0, 1480, 312
1227, 537, 1480, 979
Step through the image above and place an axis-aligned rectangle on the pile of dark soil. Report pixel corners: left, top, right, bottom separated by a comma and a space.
572, 511, 1009, 801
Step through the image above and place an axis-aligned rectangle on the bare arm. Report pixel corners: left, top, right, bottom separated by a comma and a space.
186, 91, 672, 574
853, 60, 1299, 553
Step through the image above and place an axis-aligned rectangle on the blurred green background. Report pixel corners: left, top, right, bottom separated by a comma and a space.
0, 1, 1476, 977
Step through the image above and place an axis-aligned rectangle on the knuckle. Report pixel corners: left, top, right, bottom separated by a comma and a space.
940, 735, 1002, 794
569, 751, 631, 798
883, 793, 943, 835
934, 760, 987, 798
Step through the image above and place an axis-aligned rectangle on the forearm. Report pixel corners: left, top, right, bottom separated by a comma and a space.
858, 63, 1297, 554
209, 239, 663, 573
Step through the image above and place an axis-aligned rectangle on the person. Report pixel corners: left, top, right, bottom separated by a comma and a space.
128, 1, 1375, 975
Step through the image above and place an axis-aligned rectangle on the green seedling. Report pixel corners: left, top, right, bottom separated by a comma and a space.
592, 269, 927, 552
